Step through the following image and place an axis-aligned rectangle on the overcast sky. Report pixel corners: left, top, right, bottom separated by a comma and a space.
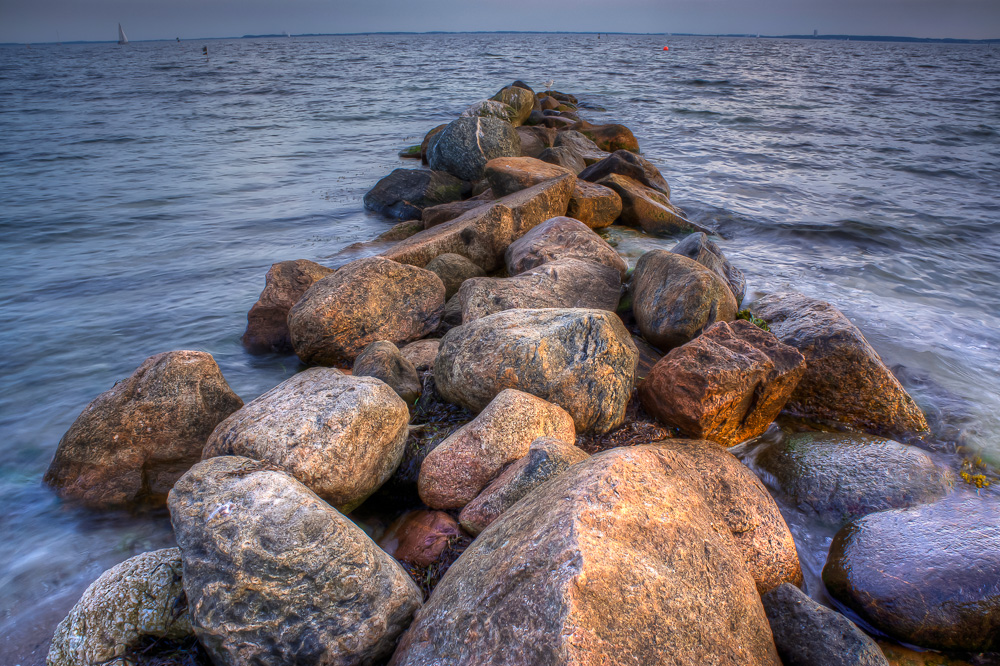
2, 0, 998, 43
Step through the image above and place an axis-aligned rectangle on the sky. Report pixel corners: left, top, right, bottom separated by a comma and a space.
1, 0, 998, 43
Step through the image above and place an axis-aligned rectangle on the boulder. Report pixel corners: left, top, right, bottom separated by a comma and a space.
537, 145, 586, 173
421, 199, 488, 229
750, 292, 929, 436
44, 351, 243, 509
579, 149, 671, 196
570, 120, 640, 152
823, 498, 1000, 652
459, 258, 621, 322
428, 116, 521, 182
420, 124, 447, 164
418, 389, 575, 509
353, 340, 422, 404
400, 339, 440, 373
424, 252, 487, 299
598, 173, 701, 235
504, 215, 627, 278
363, 168, 472, 221
639, 320, 806, 446
202, 367, 409, 512
491, 85, 535, 126
458, 437, 589, 535
552, 130, 608, 165
671, 232, 746, 306
460, 99, 519, 124
378, 510, 463, 568
539, 95, 560, 111
484, 156, 573, 197
288, 256, 445, 365
376, 220, 425, 241
762, 583, 889, 666
47, 548, 192, 666
242, 259, 334, 354
540, 115, 575, 129
750, 431, 953, 526
566, 179, 623, 229
389, 445, 781, 666
631, 249, 738, 350
434, 308, 638, 434
169, 456, 422, 666
381, 174, 575, 272
516, 125, 556, 154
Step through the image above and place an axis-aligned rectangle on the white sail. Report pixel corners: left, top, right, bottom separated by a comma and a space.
118, 23, 128, 45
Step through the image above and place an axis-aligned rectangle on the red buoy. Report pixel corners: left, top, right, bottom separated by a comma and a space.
663, 46, 669, 51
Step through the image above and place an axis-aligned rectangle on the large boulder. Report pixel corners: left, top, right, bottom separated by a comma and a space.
424, 252, 487, 299
434, 308, 638, 434
505, 215, 627, 278
458, 257, 621, 322
750, 292, 929, 436
242, 259, 334, 354
639, 320, 806, 446
47, 548, 192, 666
418, 389, 575, 509
353, 340, 422, 404
631, 249, 738, 350
428, 116, 521, 182
363, 168, 472, 221
169, 456, 422, 666
460, 99, 519, 124
823, 498, 1000, 652
484, 156, 573, 197
491, 85, 535, 126
378, 510, 463, 568
202, 367, 409, 512
389, 445, 782, 666
579, 149, 671, 196
288, 256, 445, 365
570, 120, 640, 152
598, 173, 701, 235
44, 351, 243, 508
671, 232, 746, 306
566, 179, 622, 229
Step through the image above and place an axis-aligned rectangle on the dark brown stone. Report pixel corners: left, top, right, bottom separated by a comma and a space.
579, 149, 671, 196
424, 252, 487, 299
242, 259, 334, 354
598, 173, 704, 236
378, 510, 463, 568
570, 120, 640, 152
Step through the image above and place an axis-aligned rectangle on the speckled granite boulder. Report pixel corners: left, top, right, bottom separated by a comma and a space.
505, 215, 627, 278
671, 232, 746, 307
428, 116, 521, 182
353, 340, 422, 404
484, 156, 573, 197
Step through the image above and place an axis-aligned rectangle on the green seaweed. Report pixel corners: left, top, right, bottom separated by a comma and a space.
735, 309, 771, 332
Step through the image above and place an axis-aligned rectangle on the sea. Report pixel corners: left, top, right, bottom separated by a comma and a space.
1, 33, 998, 663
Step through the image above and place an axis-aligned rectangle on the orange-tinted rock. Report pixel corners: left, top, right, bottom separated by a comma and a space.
288, 256, 445, 366
571, 120, 640, 152
242, 259, 334, 354
421, 200, 487, 229
424, 252, 486, 299
378, 510, 463, 568
566, 179, 623, 229
44, 351, 243, 508
505, 215, 627, 278
539, 95, 560, 111
639, 320, 806, 446
484, 156, 574, 197
399, 339, 440, 373
376, 220, 424, 241
598, 173, 702, 236
353, 340, 422, 404
579, 149, 671, 196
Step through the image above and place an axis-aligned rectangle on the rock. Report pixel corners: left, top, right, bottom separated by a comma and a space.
671, 232, 746, 306
460, 99, 519, 124
421, 199, 488, 229
389, 445, 782, 666
750, 431, 953, 525
202, 367, 409, 512
288, 256, 445, 365
571, 120, 640, 152
566, 179, 623, 229
762, 583, 889, 666
539, 95, 560, 111
553, 130, 609, 165
420, 124, 447, 164
47, 548, 192, 666
242, 259, 334, 354
540, 115, 576, 129
434, 308, 638, 434
437, 293, 463, 333
400, 339, 440, 372
511, 80, 534, 93
378, 510, 463, 568
579, 149, 671, 196
169, 456, 422, 666
44, 351, 243, 509
381, 174, 575, 272
424, 252, 487, 299
376, 220, 425, 241
418, 389, 575, 509
484, 156, 574, 197
823, 498, 1000, 652
459, 258, 621, 322
504, 215, 627, 278
537, 145, 586, 173
353, 340, 423, 404
491, 85, 535, 126
363, 168, 472, 221
523, 108, 547, 126
428, 116, 521, 182
750, 292, 930, 436
631, 249, 738, 350
458, 437, 589, 535
639, 320, 806, 446
516, 125, 556, 153
545, 90, 579, 105
598, 173, 701, 236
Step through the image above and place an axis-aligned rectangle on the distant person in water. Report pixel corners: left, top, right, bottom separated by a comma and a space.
202, 46, 208, 55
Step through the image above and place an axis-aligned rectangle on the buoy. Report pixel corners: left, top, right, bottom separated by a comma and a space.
663, 46, 669, 51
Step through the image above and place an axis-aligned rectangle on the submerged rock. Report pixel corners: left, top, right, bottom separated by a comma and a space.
504, 215, 627, 278
671, 232, 746, 307
579, 148, 671, 196
428, 116, 521, 182
378, 510, 463, 568
363, 168, 472, 221
353, 340, 422, 404
242, 259, 334, 354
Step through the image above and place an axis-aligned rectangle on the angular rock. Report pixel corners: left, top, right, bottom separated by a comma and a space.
353, 340, 422, 404
516, 125, 556, 154
639, 320, 806, 446
598, 173, 701, 235
571, 120, 640, 152
169, 456, 422, 666
418, 389, 575, 509
566, 179, 623, 229
505, 215, 627, 278
363, 168, 472, 221
434, 308, 638, 434
631, 249, 738, 350
491, 85, 535, 126
762, 583, 889, 666
579, 149, 671, 196
424, 252, 487, 299
750, 292, 929, 436
484, 156, 573, 197
458, 437, 589, 535
823, 498, 1000, 652
460, 99, 518, 124
390, 445, 781, 666
428, 116, 521, 182
202, 367, 409, 512
421, 199, 488, 229
288, 256, 445, 365
537, 145, 586, 173
376, 220, 425, 242
44, 351, 243, 509
242, 259, 334, 354
47, 548, 192, 666
671, 232, 746, 306
553, 130, 609, 165
400, 339, 440, 373
378, 510, 463, 568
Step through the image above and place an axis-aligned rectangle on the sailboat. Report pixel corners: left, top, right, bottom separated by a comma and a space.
118, 23, 128, 45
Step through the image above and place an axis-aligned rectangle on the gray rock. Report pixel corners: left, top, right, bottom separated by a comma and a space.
428, 116, 521, 182
553, 130, 608, 165
353, 340, 422, 404
505, 215, 627, 278
671, 232, 746, 306
538, 145, 586, 174
363, 168, 472, 221
579, 149, 671, 196
424, 252, 487, 299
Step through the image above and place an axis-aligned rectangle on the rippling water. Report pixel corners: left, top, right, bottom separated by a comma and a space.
1, 34, 998, 663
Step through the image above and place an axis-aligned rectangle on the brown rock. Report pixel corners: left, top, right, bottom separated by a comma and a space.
566, 179, 623, 229
539, 95, 560, 111
376, 220, 425, 241
44, 351, 243, 508
400, 339, 440, 372
571, 120, 640, 152
672, 232, 746, 307
598, 173, 703, 236
504, 215, 627, 278
421, 200, 488, 229
750, 292, 929, 436
363, 168, 472, 221
540, 115, 575, 129
537, 145, 587, 174
579, 149, 671, 196
424, 252, 487, 299
288, 256, 445, 366
553, 130, 609, 165
241, 259, 334, 354
378, 510, 463, 568
516, 125, 556, 152
484, 156, 574, 197
639, 320, 806, 446
353, 340, 422, 404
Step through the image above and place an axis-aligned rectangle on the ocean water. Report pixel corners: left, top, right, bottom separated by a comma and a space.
1, 33, 998, 663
